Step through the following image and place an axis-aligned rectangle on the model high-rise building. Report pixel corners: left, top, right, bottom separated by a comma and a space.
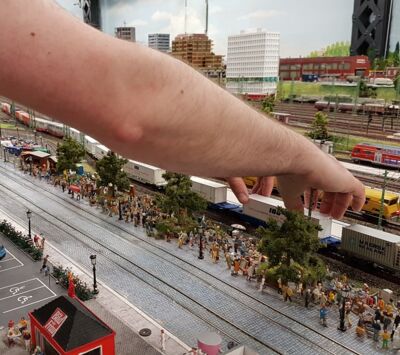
171, 34, 223, 70
226, 29, 280, 97
148, 34, 170, 52
115, 27, 136, 42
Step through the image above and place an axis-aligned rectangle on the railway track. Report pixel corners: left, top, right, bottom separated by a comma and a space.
275, 102, 400, 142
0, 163, 362, 355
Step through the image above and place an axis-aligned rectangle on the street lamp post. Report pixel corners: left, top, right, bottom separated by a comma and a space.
26, 210, 32, 239
90, 254, 99, 295
338, 287, 351, 331
28, 156, 33, 176
198, 228, 204, 260
118, 199, 123, 221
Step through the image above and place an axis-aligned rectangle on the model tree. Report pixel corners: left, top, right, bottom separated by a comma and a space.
257, 208, 325, 285
308, 111, 330, 140
156, 173, 207, 223
56, 137, 85, 174
96, 151, 130, 193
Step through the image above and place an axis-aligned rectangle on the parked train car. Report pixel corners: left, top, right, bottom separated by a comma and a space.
340, 224, 400, 272
124, 160, 167, 187
33, 117, 49, 133
15, 111, 30, 126
84, 136, 99, 156
94, 144, 110, 160
46, 121, 64, 138
69, 128, 81, 142
190, 177, 227, 204
351, 142, 400, 169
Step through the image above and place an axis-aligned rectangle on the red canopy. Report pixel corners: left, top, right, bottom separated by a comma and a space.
69, 185, 80, 193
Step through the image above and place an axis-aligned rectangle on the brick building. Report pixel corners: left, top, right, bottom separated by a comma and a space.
171, 34, 223, 70
279, 55, 370, 81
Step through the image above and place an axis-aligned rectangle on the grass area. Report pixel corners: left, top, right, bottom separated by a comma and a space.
81, 161, 96, 174
0, 123, 19, 129
280, 81, 398, 102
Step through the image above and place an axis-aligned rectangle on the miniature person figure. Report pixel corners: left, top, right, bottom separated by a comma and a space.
160, 329, 166, 352
22, 329, 31, 351
382, 329, 390, 349
373, 320, 382, 342
18, 316, 28, 332
392, 325, 400, 349
355, 323, 366, 338
285, 285, 293, 302
40, 236, 45, 250
40, 255, 49, 273
225, 251, 231, 270
305, 289, 311, 308
320, 304, 328, 327
33, 234, 40, 248
259, 275, 266, 292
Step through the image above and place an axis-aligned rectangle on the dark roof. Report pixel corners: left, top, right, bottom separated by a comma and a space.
31, 296, 113, 351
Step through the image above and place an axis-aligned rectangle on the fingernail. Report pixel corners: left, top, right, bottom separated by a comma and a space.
238, 193, 248, 203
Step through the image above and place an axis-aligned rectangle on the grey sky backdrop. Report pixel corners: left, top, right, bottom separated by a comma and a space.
56, 0, 354, 57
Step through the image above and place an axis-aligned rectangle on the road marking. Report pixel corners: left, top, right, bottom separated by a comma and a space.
0, 249, 23, 266
3, 295, 56, 314
0, 264, 23, 273
0, 286, 45, 301
0, 278, 38, 290
36, 278, 57, 297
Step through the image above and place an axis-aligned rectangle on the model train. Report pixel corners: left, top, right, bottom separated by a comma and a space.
315, 100, 399, 115
351, 142, 400, 169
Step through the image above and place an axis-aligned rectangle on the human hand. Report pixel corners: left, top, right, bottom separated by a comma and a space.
276, 155, 365, 219
227, 176, 274, 204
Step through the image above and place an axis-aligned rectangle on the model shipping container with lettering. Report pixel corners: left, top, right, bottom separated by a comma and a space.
341, 224, 400, 270
124, 160, 167, 186
242, 195, 286, 223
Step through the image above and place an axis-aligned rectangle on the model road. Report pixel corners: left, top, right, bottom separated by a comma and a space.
0, 163, 371, 354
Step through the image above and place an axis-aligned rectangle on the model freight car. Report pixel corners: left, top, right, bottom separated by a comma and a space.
190, 177, 227, 204
341, 224, 400, 271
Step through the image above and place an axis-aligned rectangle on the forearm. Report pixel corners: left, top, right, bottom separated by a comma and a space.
0, 0, 319, 178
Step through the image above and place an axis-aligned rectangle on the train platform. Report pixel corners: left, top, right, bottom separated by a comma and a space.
0, 209, 190, 355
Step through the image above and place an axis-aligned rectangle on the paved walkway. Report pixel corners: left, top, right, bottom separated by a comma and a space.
0, 209, 190, 355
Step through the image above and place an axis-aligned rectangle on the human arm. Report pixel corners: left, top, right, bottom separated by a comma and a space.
0, 0, 364, 218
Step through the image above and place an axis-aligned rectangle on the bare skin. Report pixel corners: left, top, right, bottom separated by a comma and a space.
0, 0, 365, 219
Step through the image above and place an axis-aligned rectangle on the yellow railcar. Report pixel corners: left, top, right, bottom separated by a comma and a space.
362, 187, 400, 220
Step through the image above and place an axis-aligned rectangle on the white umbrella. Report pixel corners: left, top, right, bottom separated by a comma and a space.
231, 223, 246, 231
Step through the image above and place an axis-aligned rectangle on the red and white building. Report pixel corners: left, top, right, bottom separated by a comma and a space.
29, 296, 115, 355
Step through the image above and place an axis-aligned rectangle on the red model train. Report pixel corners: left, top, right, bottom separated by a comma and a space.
351, 142, 400, 168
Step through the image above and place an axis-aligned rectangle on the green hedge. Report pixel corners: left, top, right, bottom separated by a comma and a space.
0, 220, 42, 261
52, 265, 94, 301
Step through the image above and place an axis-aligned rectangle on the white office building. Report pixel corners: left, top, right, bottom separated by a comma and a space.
148, 33, 170, 52
226, 29, 280, 97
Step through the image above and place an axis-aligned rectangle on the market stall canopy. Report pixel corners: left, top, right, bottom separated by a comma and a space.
49, 156, 58, 163
21, 151, 50, 159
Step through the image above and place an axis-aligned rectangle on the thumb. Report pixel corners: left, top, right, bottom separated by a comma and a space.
226, 177, 249, 204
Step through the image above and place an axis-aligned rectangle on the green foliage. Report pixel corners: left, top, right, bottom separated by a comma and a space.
96, 151, 130, 192
308, 111, 330, 140
359, 80, 377, 98
308, 41, 350, 58
302, 256, 327, 286
52, 265, 93, 301
256, 208, 323, 283
56, 137, 85, 174
0, 220, 42, 260
156, 173, 207, 222
261, 96, 275, 114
